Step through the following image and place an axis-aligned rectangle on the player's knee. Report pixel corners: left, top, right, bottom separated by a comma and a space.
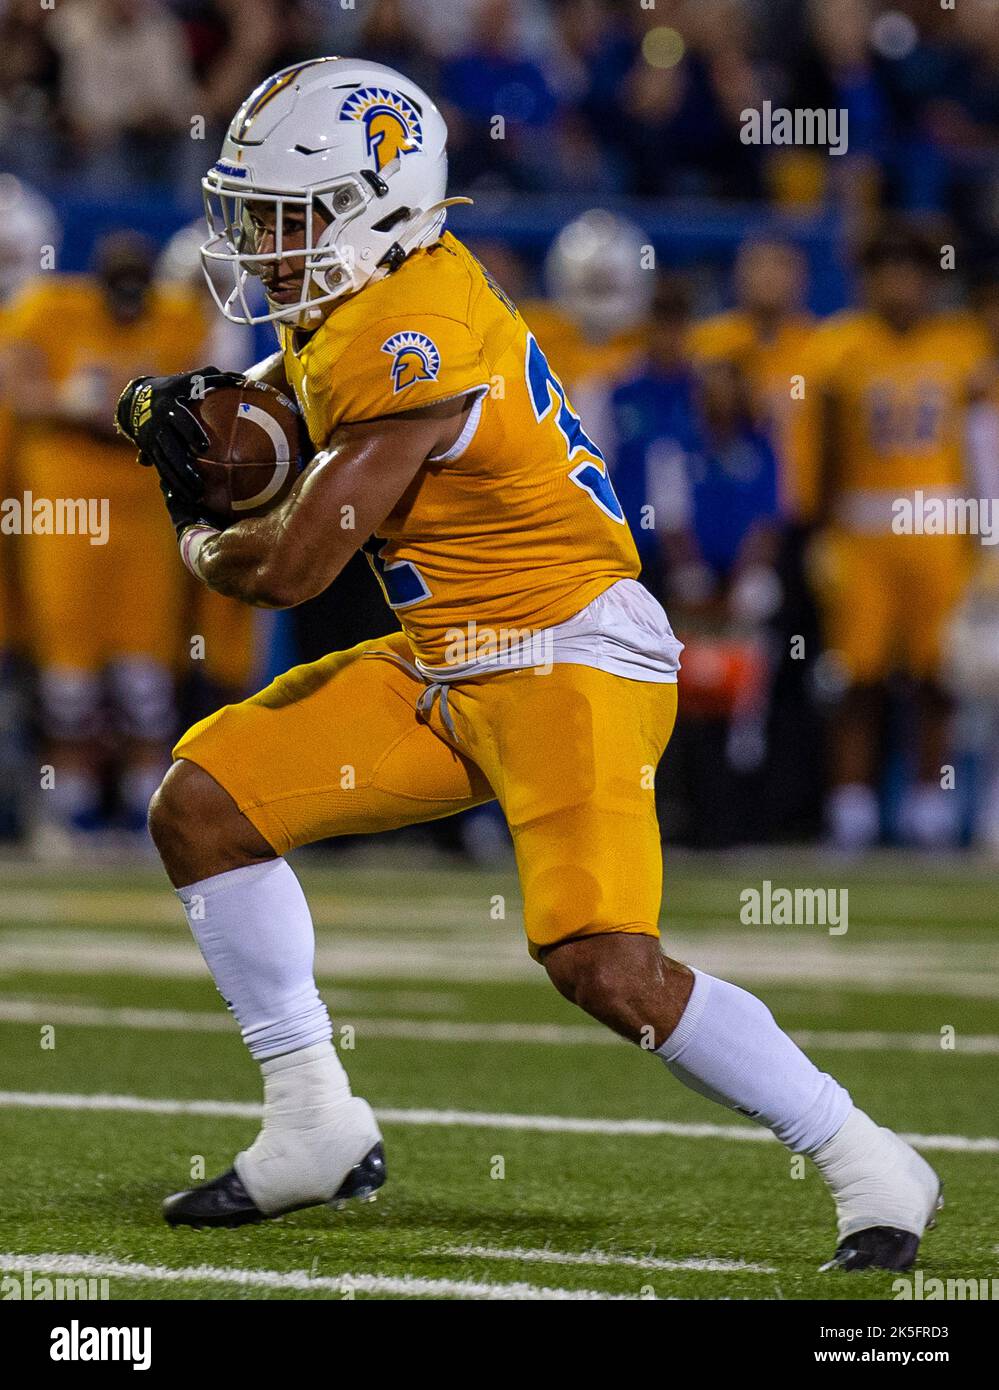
543, 934, 640, 1017
543, 933, 689, 1043
148, 761, 201, 855
148, 759, 270, 883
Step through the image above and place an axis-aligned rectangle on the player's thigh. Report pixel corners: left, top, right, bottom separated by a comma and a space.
106, 493, 184, 663
21, 530, 104, 670
453, 664, 677, 957
174, 632, 494, 855
815, 530, 893, 683
898, 536, 970, 680
189, 583, 257, 691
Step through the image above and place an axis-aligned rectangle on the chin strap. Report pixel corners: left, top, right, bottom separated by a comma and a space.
377, 197, 475, 274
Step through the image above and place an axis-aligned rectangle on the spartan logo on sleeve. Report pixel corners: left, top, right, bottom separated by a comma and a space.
339, 88, 424, 172
382, 331, 441, 393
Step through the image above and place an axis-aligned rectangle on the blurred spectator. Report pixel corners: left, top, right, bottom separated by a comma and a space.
358, 0, 439, 93
782, 0, 890, 212
0, 0, 63, 178
616, 0, 766, 198
50, 0, 195, 183
439, 0, 558, 191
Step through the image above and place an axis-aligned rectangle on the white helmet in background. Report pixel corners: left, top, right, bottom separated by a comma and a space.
201, 56, 466, 327
158, 221, 209, 287
159, 218, 246, 304
157, 220, 256, 371
545, 209, 653, 343
0, 176, 59, 303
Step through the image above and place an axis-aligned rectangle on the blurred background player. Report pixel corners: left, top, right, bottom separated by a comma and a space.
687, 237, 826, 835
0, 177, 60, 839
590, 276, 782, 843
688, 238, 817, 524
155, 221, 261, 721
4, 230, 207, 851
521, 207, 652, 392
808, 223, 989, 851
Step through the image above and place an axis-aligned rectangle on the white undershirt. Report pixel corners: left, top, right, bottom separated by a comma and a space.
413, 578, 683, 684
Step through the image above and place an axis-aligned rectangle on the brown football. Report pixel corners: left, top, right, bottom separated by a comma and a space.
188, 382, 309, 521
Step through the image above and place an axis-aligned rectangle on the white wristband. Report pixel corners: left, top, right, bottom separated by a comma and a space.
179, 524, 220, 581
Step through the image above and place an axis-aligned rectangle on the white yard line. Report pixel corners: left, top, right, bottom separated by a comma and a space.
432, 1244, 776, 1274
1, 1089, 995, 1153
0, 1252, 636, 1301
3, 927, 998, 994
2, 997, 999, 1054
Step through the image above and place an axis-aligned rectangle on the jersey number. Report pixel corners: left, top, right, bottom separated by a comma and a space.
362, 536, 431, 610
525, 333, 625, 523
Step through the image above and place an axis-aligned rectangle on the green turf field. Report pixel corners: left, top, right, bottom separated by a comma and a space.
1, 849, 997, 1301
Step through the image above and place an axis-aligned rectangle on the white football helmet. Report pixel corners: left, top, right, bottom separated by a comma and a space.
0, 176, 59, 303
545, 209, 653, 343
201, 56, 466, 327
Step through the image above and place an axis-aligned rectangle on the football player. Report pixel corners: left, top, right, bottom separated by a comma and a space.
116, 58, 940, 1270
688, 238, 816, 524
6, 231, 209, 847
519, 208, 651, 392
0, 178, 60, 835
807, 224, 989, 850
155, 223, 260, 710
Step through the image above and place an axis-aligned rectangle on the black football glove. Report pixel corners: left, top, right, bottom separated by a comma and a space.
114, 366, 245, 499
158, 477, 227, 537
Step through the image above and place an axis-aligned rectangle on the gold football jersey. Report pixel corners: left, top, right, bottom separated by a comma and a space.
278, 233, 640, 665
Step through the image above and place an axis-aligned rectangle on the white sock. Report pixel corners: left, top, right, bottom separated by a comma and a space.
657, 969, 852, 1152
46, 768, 100, 824
900, 782, 958, 848
828, 782, 879, 850
177, 859, 332, 1060
233, 1041, 380, 1214
812, 1107, 940, 1239
120, 765, 166, 823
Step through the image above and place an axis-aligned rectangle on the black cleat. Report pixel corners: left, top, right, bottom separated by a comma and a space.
821, 1185, 944, 1273
163, 1142, 387, 1229
820, 1226, 921, 1273
328, 1140, 386, 1207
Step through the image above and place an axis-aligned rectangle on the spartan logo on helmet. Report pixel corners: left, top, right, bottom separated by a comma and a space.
381, 331, 440, 393
339, 88, 424, 173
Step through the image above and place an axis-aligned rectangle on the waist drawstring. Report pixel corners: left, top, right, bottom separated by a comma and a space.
366, 650, 461, 742
416, 681, 457, 741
